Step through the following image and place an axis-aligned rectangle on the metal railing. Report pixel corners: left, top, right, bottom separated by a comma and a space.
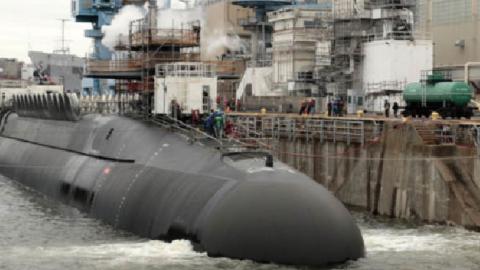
205, 60, 246, 77
85, 52, 201, 75
366, 0, 415, 8
247, 60, 272, 68
85, 59, 143, 73
131, 28, 199, 48
420, 70, 453, 83
79, 94, 142, 115
364, 80, 407, 94
228, 115, 372, 145
152, 114, 220, 143
152, 115, 264, 154
435, 126, 457, 145
155, 62, 217, 78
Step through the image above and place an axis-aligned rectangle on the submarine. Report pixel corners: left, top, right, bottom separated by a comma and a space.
0, 92, 365, 267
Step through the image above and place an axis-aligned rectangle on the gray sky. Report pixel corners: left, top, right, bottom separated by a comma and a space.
0, 0, 91, 62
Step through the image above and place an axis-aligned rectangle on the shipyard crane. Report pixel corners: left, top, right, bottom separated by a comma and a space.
71, 0, 148, 95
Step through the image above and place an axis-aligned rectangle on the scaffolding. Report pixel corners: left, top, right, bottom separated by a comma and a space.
327, 0, 422, 99
85, 58, 143, 74
364, 80, 408, 94
84, 23, 201, 74
155, 62, 217, 78
202, 60, 246, 79
129, 21, 200, 49
267, 6, 334, 95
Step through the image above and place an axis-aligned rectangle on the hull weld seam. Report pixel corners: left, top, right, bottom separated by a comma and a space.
0, 135, 135, 163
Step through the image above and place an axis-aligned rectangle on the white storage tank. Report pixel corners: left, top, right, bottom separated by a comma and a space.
362, 40, 433, 112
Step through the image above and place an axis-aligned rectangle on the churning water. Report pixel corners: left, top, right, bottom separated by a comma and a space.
0, 176, 479, 270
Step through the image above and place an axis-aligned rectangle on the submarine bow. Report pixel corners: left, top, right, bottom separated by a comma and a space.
0, 109, 364, 266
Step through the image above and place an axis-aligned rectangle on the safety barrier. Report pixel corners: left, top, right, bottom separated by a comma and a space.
78, 94, 142, 115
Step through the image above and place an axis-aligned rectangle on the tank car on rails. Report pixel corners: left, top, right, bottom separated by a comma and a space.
402, 72, 474, 119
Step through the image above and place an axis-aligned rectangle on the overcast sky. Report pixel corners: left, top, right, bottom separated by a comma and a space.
0, 0, 91, 62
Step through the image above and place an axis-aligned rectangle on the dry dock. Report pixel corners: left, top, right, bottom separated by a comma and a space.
227, 112, 480, 229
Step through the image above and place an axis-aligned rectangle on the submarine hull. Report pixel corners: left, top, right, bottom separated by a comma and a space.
0, 113, 364, 266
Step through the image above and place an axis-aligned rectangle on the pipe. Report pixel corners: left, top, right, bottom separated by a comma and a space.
464, 62, 480, 82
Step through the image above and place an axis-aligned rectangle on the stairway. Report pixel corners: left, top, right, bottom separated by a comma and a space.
412, 122, 439, 145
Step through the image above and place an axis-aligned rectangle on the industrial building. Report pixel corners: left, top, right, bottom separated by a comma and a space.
233, 0, 432, 113
328, 0, 432, 113
78, 0, 248, 116
0, 58, 23, 80
418, 0, 480, 67
415, 0, 480, 101
0, 58, 24, 88
269, 5, 333, 94
71, 0, 480, 115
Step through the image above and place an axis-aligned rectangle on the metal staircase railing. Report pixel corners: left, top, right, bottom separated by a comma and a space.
152, 114, 220, 143
151, 114, 264, 153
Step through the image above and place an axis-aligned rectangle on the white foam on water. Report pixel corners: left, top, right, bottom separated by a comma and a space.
1, 239, 297, 270
2, 176, 480, 270
38, 239, 197, 259
338, 224, 480, 270
1, 240, 203, 269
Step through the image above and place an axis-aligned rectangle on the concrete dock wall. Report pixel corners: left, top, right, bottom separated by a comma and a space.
270, 122, 480, 229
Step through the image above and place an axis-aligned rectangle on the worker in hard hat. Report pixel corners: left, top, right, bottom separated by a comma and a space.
214, 109, 225, 139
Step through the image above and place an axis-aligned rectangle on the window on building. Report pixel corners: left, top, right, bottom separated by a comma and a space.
432, 0, 472, 25
357, 96, 364, 106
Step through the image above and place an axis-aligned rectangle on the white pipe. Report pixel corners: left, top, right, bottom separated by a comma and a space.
464, 62, 480, 82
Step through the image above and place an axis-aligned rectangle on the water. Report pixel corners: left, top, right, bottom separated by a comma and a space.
0, 177, 479, 270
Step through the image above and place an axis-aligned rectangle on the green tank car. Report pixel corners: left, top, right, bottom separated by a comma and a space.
403, 73, 474, 119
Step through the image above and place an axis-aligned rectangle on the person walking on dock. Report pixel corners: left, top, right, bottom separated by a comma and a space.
384, 100, 391, 118
333, 100, 339, 117
327, 101, 332, 116
204, 109, 216, 136
171, 100, 181, 120
214, 110, 225, 139
393, 102, 399, 118
339, 99, 345, 116
299, 100, 307, 115
308, 99, 316, 114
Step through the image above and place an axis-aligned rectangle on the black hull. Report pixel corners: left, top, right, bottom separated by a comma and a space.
0, 113, 364, 266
